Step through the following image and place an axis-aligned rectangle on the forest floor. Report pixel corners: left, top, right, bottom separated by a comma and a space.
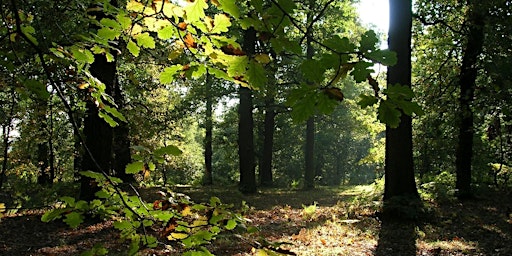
0, 185, 511, 255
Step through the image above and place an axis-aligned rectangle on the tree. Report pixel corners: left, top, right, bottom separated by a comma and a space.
203, 73, 214, 185
454, 1, 486, 199
238, 26, 257, 194
383, 0, 419, 200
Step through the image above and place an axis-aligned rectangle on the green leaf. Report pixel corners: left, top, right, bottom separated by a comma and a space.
60, 196, 76, 207
357, 94, 378, 108
160, 65, 183, 84
79, 171, 104, 180
246, 60, 267, 89
95, 189, 110, 199
136, 32, 156, 49
210, 14, 231, 34
144, 235, 158, 248
114, 220, 133, 230
41, 208, 68, 222
385, 84, 415, 100
366, 49, 397, 66
117, 13, 132, 30
21, 25, 38, 45
184, 0, 208, 22
64, 212, 84, 228
157, 25, 175, 40
126, 161, 144, 174
24, 79, 50, 100
225, 219, 237, 230
217, 0, 240, 18
323, 35, 356, 53
71, 46, 95, 64
100, 18, 121, 29
99, 110, 119, 127
360, 30, 379, 52
378, 100, 401, 128
350, 61, 373, 83
103, 105, 127, 122
300, 59, 325, 83
270, 37, 301, 54
98, 27, 120, 40
225, 56, 248, 77
127, 40, 140, 57
276, 0, 296, 13
154, 145, 183, 157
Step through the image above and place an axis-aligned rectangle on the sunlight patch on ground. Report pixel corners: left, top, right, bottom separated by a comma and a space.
418, 239, 478, 254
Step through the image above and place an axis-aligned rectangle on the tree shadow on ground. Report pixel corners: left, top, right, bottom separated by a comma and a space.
375, 218, 417, 256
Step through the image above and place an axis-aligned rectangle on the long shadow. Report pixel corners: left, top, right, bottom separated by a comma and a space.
375, 218, 417, 256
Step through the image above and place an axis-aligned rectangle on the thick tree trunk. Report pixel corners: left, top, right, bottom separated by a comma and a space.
238, 27, 257, 194
455, 2, 485, 199
79, 54, 115, 201
384, 0, 419, 200
112, 78, 134, 183
203, 73, 213, 185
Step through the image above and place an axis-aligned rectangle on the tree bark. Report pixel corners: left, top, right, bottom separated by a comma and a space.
112, 76, 134, 183
455, 2, 485, 199
80, 55, 115, 201
203, 73, 213, 185
259, 94, 275, 186
384, 0, 419, 200
238, 27, 257, 194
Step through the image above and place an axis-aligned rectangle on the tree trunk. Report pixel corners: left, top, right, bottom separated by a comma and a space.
203, 73, 213, 185
305, 117, 315, 189
112, 76, 134, 183
384, 0, 419, 200
455, 2, 485, 199
259, 96, 275, 186
80, 54, 115, 201
304, 2, 316, 189
238, 27, 257, 194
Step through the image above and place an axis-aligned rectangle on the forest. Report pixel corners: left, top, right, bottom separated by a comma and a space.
0, 0, 511, 255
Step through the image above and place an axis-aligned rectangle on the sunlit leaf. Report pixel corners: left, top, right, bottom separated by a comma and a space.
160, 65, 183, 84
71, 46, 95, 64
210, 14, 231, 34
184, 0, 208, 22
127, 40, 140, 57
125, 161, 144, 174
217, 0, 240, 18
135, 32, 156, 49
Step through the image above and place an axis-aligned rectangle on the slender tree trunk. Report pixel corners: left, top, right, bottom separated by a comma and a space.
384, 0, 419, 200
238, 27, 257, 194
0, 91, 16, 189
259, 95, 275, 186
1, 124, 10, 189
304, 2, 316, 189
455, 2, 485, 199
203, 73, 213, 185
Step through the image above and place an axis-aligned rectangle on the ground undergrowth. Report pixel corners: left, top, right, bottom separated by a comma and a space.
0, 184, 511, 255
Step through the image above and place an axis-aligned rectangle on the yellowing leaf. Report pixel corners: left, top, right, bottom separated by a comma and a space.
254, 54, 271, 64
191, 220, 208, 227
78, 83, 89, 89
181, 206, 191, 216
0, 203, 5, 213
130, 24, 143, 36
126, 0, 145, 12
167, 232, 189, 240
210, 14, 231, 34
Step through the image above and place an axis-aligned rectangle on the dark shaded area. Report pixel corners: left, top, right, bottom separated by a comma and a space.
375, 218, 417, 256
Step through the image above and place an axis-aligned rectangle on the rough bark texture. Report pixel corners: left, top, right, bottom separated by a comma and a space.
238, 27, 257, 194
455, 2, 485, 199
384, 0, 419, 200
203, 74, 213, 185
